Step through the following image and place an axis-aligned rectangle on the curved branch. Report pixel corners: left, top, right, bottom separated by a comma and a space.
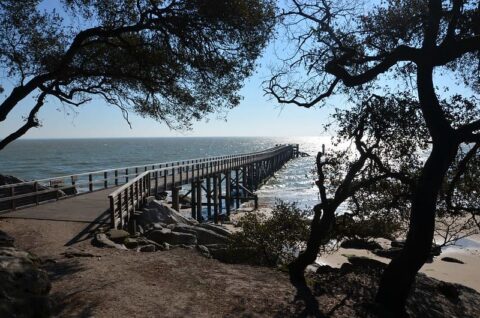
0, 91, 48, 151
445, 142, 480, 212
267, 76, 339, 108
325, 45, 419, 87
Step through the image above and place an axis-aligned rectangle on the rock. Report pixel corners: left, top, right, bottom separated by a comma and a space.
347, 256, 386, 270
0, 230, 15, 247
316, 264, 335, 274
157, 191, 168, 200
137, 200, 197, 227
0, 174, 24, 185
153, 222, 168, 230
124, 237, 141, 249
372, 247, 403, 259
391, 240, 406, 248
205, 244, 261, 264
146, 229, 197, 246
197, 223, 232, 237
0, 246, 51, 317
138, 244, 156, 252
171, 224, 197, 235
192, 227, 229, 245
441, 256, 464, 264
179, 195, 191, 204
62, 250, 97, 258
106, 229, 130, 243
172, 224, 229, 245
340, 262, 354, 273
197, 245, 211, 258
341, 238, 382, 251
94, 233, 127, 250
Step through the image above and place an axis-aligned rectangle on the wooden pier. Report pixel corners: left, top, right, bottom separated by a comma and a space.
0, 144, 299, 230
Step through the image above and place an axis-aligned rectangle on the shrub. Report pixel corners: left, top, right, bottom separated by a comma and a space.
227, 200, 311, 267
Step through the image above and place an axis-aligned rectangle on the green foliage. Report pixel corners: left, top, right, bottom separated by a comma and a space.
228, 201, 311, 267
334, 214, 403, 242
0, 0, 275, 149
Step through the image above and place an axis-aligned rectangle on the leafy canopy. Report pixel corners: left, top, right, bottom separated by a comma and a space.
0, 0, 275, 148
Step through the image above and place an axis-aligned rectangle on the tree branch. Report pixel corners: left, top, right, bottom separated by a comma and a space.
325, 45, 419, 87
0, 91, 48, 150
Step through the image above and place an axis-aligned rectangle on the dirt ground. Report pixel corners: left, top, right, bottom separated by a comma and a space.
0, 218, 299, 317
2, 215, 479, 318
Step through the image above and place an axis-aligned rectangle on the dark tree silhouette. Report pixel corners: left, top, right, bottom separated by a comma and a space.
0, 0, 275, 149
288, 94, 426, 312
266, 0, 479, 315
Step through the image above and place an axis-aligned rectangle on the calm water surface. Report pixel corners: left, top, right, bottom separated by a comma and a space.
0, 136, 331, 209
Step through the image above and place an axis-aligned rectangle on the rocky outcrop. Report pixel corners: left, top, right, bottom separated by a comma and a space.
95, 201, 231, 254
340, 238, 382, 251
94, 233, 127, 250
372, 240, 442, 261
172, 224, 229, 245
310, 255, 480, 318
147, 229, 197, 246
0, 231, 51, 317
441, 256, 464, 264
136, 200, 198, 227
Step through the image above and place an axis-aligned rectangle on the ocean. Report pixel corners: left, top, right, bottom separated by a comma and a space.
0, 136, 330, 209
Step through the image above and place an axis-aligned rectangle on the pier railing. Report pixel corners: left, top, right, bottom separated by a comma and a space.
0, 146, 295, 212
108, 145, 296, 229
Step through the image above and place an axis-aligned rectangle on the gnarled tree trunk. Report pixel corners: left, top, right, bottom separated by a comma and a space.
376, 65, 459, 316
288, 204, 336, 282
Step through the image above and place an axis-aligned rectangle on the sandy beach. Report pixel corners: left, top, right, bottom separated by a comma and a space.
230, 203, 480, 292
316, 236, 480, 292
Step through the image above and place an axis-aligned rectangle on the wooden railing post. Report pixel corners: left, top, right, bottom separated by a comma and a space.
10, 187, 15, 210
109, 195, 116, 228
89, 174, 93, 192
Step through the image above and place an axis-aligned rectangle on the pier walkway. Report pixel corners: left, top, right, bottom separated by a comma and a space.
0, 145, 299, 230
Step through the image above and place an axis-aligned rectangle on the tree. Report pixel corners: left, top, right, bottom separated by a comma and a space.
267, 0, 479, 315
0, 0, 275, 149
289, 93, 425, 285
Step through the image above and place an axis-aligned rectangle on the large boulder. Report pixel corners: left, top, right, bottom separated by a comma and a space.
340, 238, 382, 251
106, 229, 130, 243
192, 227, 229, 245
197, 223, 232, 237
94, 233, 127, 250
137, 200, 197, 227
146, 229, 197, 246
172, 224, 229, 245
0, 246, 51, 317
